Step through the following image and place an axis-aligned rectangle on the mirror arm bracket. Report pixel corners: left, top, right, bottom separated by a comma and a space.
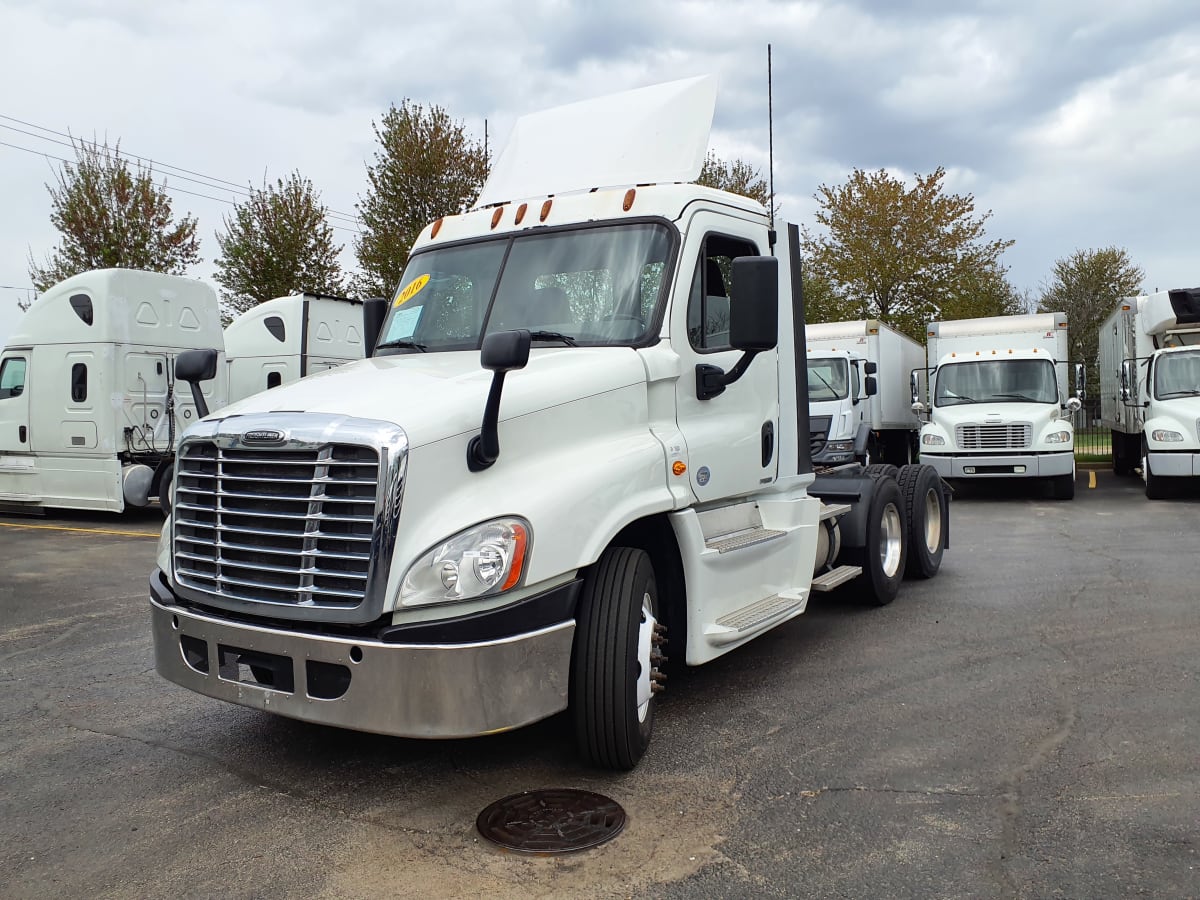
696, 350, 761, 401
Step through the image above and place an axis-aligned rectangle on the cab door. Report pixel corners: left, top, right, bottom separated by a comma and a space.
0, 352, 31, 452
672, 216, 779, 502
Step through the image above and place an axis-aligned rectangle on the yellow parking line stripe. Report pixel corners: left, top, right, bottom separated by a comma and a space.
1089, 470, 1097, 489
0, 521, 159, 538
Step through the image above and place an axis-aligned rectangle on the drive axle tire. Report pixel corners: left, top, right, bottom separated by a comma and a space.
863, 463, 901, 482
898, 464, 947, 579
850, 476, 907, 606
572, 547, 663, 770
1050, 471, 1075, 501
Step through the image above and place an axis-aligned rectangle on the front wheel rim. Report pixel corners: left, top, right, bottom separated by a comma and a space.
879, 502, 903, 578
635, 593, 656, 722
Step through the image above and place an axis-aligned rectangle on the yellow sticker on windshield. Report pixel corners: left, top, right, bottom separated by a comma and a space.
394, 274, 430, 306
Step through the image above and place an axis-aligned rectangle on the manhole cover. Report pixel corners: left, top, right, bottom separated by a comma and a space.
476, 788, 626, 854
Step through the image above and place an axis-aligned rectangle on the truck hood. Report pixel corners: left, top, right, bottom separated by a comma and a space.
931, 402, 1064, 429
206, 348, 649, 449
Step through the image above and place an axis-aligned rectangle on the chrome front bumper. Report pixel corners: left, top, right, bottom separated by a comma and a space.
1146, 451, 1200, 476
921, 451, 1074, 478
151, 583, 575, 739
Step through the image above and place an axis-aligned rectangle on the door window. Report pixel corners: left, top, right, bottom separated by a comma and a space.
0, 357, 27, 399
686, 234, 759, 352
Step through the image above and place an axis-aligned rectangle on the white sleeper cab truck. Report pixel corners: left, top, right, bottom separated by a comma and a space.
0, 272, 370, 514
151, 77, 950, 769
806, 319, 924, 467
916, 313, 1083, 500
0, 269, 226, 513
1099, 287, 1200, 498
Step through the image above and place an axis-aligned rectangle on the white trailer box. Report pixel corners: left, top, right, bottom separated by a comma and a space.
919, 312, 1081, 499
1098, 287, 1200, 498
806, 319, 924, 466
0, 269, 226, 512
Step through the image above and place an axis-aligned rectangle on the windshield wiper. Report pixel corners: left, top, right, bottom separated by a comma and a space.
527, 330, 577, 346
991, 392, 1042, 402
375, 339, 428, 353
939, 394, 977, 404
1158, 388, 1200, 398
809, 370, 838, 398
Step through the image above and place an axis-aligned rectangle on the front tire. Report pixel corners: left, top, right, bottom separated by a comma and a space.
849, 476, 907, 606
1142, 443, 1169, 500
1050, 469, 1075, 501
898, 464, 947, 578
158, 460, 176, 516
572, 547, 663, 770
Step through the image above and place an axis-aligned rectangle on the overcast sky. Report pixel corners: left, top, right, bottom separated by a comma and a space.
2, 0, 1198, 345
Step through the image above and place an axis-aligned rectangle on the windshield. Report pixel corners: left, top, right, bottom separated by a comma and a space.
1154, 349, 1200, 399
376, 222, 674, 353
807, 357, 849, 401
934, 359, 1058, 406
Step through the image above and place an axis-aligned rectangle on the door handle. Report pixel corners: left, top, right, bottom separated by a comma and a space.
19, 425, 27, 443
761, 421, 774, 467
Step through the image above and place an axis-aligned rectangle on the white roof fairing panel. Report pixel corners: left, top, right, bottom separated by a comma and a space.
474, 75, 718, 209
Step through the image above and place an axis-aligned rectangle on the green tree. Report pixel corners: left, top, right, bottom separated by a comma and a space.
695, 152, 777, 217
214, 172, 345, 318
355, 101, 490, 298
28, 139, 200, 292
800, 167, 1015, 339
1038, 247, 1144, 399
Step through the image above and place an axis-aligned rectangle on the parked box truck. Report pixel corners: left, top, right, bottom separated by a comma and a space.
915, 313, 1082, 499
806, 320, 924, 467
0, 270, 370, 514
150, 76, 951, 770
1098, 287, 1200, 498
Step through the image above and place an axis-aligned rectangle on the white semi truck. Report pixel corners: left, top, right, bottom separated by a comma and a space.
1099, 287, 1200, 498
915, 313, 1083, 500
0, 269, 371, 514
806, 320, 924, 467
149, 76, 950, 770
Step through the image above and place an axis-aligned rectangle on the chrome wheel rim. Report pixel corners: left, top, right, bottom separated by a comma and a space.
922, 488, 941, 554
635, 592, 656, 723
880, 502, 903, 578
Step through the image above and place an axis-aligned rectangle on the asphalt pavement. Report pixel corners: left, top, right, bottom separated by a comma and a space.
1, 470, 1197, 899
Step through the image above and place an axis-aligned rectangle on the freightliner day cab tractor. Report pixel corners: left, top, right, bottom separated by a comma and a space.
0, 269, 370, 514
1099, 287, 1200, 498
915, 313, 1084, 500
150, 76, 950, 769
806, 319, 924, 467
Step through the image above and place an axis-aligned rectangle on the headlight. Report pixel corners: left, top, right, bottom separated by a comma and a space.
1151, 429, 1184, 442
825, 440, 855, 452
400, 518, 529, 607
1045, 430, 1072, 444
922, 433, 945, 446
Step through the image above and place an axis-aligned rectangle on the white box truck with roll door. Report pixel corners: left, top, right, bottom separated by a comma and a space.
1099, 287, 1200, 498
806, 319, 924, 467
0, 269, 370, 514
149, 76, 951, 770
915, 313, 1083, 499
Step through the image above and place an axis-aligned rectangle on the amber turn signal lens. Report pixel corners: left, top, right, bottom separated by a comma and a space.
672, 461, 687, 476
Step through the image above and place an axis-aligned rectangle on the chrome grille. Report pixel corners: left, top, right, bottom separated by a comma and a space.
173, 442, 380, 610
956, 423, 1032, 450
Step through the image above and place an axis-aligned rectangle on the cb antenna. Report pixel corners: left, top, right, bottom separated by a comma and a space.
767, 43, 776, 251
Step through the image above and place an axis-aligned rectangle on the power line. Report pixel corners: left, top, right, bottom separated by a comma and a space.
0, 113, 362, 226
0, 139, 362, 235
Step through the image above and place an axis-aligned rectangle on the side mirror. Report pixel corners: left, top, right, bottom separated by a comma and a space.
728, 256, 778, 351
911, 401, 926, 414
1120, 358, 1135, 403
696, 256, 778, 400
468, 330, 531, 471
175, 348, 219, 419
910, 369, 920, 405
1073, 362, 1085, 400
362, 297, 389, 357
1065, 397, 1082, 413
864, 374, 878, 397
863, 360, 878, 375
